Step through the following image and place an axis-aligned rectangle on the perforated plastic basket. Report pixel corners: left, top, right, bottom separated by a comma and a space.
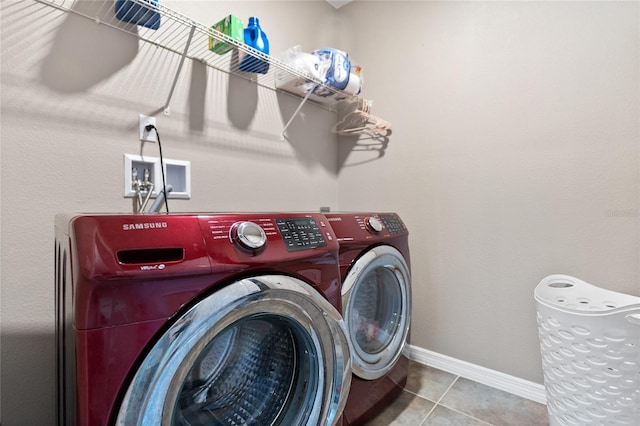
535, 275, 640, 425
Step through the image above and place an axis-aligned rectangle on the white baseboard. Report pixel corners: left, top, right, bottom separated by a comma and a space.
404, 344, 547, 405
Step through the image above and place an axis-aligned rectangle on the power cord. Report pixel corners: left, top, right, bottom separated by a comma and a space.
145, 124, 169, 214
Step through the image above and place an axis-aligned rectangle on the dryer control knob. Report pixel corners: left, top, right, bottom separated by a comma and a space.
231, 221, 267, 250
365, 216, 383, 233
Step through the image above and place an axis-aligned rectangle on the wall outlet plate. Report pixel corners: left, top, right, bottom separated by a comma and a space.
139, 114, 157, 142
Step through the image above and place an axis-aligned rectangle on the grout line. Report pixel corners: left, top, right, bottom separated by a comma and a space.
417, 375, 495, 426
436, 404, 495, 426
434, 375, 460, 406
419, 375, 460, 425
400, 387, 435, 401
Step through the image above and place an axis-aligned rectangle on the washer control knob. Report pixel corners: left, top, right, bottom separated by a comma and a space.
231, 221, 267, 250
365, 216, 383, 233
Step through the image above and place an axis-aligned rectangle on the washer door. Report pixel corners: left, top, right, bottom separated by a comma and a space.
343, 245, 411, 380
115, 275, 351, 426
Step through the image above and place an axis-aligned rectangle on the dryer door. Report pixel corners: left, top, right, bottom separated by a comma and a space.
115, 275, 351, 426
343, 245, 411, 380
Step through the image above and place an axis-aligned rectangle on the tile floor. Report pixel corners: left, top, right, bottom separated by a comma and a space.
366, 360, 549, 426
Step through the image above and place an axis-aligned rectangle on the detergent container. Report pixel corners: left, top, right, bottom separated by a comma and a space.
239, 17, 270, 74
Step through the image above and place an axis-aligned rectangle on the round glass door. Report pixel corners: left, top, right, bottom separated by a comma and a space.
116, 276, 351, 426
343, 245, 411, 380
173, 315, 316, 425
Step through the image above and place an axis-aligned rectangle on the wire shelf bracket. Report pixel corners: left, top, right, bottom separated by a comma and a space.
163, 24, 196, 116
280, 84, 319, 140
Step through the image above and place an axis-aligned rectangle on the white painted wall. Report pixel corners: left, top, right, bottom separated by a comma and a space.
1, 0, 638, 424
335, 0, 639, 383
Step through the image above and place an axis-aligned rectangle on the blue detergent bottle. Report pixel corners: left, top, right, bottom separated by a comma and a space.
239, 17, 270, 74
115, 0, 161, 30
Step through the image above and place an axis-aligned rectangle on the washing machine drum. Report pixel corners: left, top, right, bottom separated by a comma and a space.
343, 245, 411, 380
116, 275, 351, 426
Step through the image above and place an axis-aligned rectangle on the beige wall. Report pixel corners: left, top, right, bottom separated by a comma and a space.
1, 0, 639, 424
336, 0, 639, 383
1, 1, 341, 423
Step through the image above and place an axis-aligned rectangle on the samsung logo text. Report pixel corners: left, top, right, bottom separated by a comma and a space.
122, 222, 168, 231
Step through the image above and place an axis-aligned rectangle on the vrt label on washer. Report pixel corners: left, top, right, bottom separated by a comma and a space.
140, 264, 166, 271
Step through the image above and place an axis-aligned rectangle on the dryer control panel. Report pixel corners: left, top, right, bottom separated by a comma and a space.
276, 218, 327, 252
380, 214, 406, 234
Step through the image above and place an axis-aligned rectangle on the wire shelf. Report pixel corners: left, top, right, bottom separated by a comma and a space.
36, 0, 357, 119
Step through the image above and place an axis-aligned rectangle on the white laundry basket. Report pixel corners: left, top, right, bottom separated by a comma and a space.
535, 275, 640, 426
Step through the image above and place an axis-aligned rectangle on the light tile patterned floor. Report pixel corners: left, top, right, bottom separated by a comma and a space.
365, 360, 549, 426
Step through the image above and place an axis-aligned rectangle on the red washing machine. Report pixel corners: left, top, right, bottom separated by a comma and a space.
55, 212, 351, 426
324, 213, 412, 426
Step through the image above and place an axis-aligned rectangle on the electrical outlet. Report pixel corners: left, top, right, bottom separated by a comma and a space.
139, 115, 157, 142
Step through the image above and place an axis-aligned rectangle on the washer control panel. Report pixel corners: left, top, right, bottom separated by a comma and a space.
380, 214, 405, 234
276, 218, 327, 252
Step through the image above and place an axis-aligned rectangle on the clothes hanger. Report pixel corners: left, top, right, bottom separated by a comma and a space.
332, 99, 391, 136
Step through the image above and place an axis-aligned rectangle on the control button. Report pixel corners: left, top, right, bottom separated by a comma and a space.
275, 217, 328, 252
380, 214, 405, 234
365, 216, 383, 233
231, 221, 267, 250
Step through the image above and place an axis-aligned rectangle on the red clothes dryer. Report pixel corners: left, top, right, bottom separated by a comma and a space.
55, 213, 351, 426
325, 213, 412, 425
